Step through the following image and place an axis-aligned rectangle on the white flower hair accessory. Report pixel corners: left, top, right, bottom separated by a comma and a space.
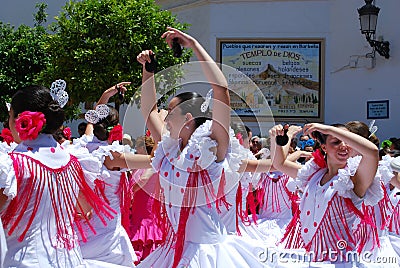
84, 104, 110, 124
6, 102, 10, 112
200, 89, 213, 113
50, 79, 69, 108
368, 119, 378, 138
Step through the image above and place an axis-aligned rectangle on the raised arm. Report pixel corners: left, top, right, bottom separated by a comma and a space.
84, 82, 130, 136
97, 82, 130, 106
303, 123, 379, 197
161, 27, 230, 162
137, 50, 164, 143
269, 124, 303, 178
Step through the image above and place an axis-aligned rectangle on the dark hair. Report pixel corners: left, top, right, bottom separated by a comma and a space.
11, 85, 65, 134
3, 121, 9, 129
391, 138, 400, 151
135, 135, 155, 155
78, 122, 87, 134
245, 125, 251, 135
345, 121, 380, 148
174, 92, 210, 128
53, 128, 67, 143
231, 122, 249, 140
93, 105, 119, 141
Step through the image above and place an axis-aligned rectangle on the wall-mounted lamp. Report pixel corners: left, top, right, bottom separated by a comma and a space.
358, 0, 390, 59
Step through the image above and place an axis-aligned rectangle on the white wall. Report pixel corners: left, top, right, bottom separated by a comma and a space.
328, 0, 400, 141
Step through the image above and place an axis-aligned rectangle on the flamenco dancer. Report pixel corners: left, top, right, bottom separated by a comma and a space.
136, 27, 272, 268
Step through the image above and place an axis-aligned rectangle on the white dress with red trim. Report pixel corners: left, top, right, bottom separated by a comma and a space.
373, 155, 400, 265
254, 171, 299, 246
0, 134, 116, 267
354, 155, 399, 267
234, 149, 271, 241
137, 120, 274, 268
217, 134, 266, 242
279, 156, 381, 267
388, 185, 400, 259
72, 138, 137, 267
0, 141, 18, 266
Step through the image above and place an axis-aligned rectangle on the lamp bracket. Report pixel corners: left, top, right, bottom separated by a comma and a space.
366, 35, 390, 59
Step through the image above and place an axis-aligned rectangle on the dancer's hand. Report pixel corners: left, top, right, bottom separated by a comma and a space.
287, 125, 302, 138
136, 50, 154, 66
161, 27, 196, 49
98, 82, 131, 105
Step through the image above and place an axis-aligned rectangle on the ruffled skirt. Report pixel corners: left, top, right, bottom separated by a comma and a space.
137, 234, 275, 268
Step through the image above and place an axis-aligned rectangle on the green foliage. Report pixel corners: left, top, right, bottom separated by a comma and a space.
38, 0, 191, 119
0, 3, 50, 122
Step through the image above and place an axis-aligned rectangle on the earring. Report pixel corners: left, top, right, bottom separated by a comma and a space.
185, 125, 190, 129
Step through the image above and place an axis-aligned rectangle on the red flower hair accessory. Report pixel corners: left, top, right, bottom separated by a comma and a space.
63, 127, 72, 140
15, 111, 46, 141
0, 128, 14, 145
108, 124, 123, 142
145, 129, 151, 137
235, 132, 244, 145
312, 149, 327, 169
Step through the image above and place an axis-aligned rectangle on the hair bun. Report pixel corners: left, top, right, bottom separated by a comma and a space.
43, 100, 65, 134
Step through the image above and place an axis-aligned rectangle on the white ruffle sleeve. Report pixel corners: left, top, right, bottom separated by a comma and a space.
333, 156, 360, 198
92, 141, 130, 164
0, 141, 17, 154
187, 120, 217, 170
286, 159, 320, 192
0, 153, 17, 200
62, 142, 102, 188
333, 155, 382, 206
379, 154, 395, 185
226, 127, 250, 174
71, 134, 94, 147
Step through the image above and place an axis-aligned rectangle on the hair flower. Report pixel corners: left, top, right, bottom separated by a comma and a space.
108, 124, 123, 142
145, 129, 151, 137
235, 132, 244, 145
63, 127, 72, 140
0, 128, 14, 145
15, 111, 46, 140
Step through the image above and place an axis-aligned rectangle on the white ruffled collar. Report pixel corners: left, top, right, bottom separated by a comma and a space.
296, 155, 361, 195
295, 155, 382, 206
0, 141, 18, 154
